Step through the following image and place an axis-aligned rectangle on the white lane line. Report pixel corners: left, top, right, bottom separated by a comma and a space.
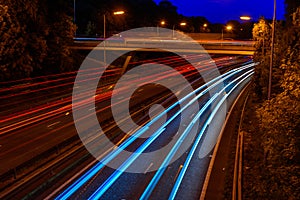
144, 163, 153, 174
190, 113, 195, 119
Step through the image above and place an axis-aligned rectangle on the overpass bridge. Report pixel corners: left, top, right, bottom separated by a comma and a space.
71, 37, 255, 56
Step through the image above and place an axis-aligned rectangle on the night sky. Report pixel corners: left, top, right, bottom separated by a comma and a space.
154, 0, 285, 23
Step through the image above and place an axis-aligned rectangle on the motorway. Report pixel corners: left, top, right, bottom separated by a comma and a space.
0, 49, 255, 199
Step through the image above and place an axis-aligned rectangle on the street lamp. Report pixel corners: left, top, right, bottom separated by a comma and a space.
221, 25, 233, 40
74, 0, 76, 36
259, 29, 266, 55
104, 10, 125, 39
201, 23, 208, 32
173, 22, 187, 38
239, 15, 253, 39
103, 10, 125, 64
113, 11, 125, 15
157, 20, 166, 36
240, 16, 251, 21
226, 25, 233, 31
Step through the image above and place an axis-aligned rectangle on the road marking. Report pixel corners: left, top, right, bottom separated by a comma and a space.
47, 121, 61, 128
190, 113, 195, 119
144, 163, 153, 174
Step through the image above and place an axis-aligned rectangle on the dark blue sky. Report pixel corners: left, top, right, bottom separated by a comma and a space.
154, 0, 285, 23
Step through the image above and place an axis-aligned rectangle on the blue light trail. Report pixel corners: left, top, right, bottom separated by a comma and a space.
140, 68, 254, 200
56, 63, 254, 199
168, 70, 254, 200
89, 65, 254, 199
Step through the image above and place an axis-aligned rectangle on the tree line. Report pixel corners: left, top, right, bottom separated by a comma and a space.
74, 0, 209, 36
244, 0, 300, 198
75, 0, 253, 38
0, 0, 76, 81
0, 0, 257, 81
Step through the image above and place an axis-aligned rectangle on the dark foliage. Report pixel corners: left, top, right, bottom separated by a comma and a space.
0, 0, 75, 81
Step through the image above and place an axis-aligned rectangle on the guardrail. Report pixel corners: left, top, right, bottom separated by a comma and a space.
232, 92, 249, 200
74, 37, 254, 47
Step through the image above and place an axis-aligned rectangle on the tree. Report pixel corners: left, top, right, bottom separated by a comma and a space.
252, 17, 285, 100
285, 0, 300, 23
158, 0, 177, 13
42, 0, 76, 74
252, 18, 272, 99
0, 0, 48, 80
189, 16, 209, 33
85, 21, 96, 36
0, 0, 75, 81
255, 7, 300, 199
157, 0, 179, 29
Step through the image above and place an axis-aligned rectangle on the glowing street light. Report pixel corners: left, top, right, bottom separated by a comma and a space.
221, 25, 233, 40
113, 10, 125, 15
226, 25, 233, 31
172, 22, 187, 38
240, 16, 251, 21
104, 10, 125, 39
104, 10, 125, 64
157, 20, 166, 36
203, 23, 208, 27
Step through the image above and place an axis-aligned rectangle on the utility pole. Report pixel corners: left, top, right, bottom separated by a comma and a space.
268, 0, 276, 100
74, 0, 76, 36
103, 14, 106, 39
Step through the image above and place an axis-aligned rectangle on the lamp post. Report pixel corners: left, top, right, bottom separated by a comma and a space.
103, 10, 124, 39
240, 16, 252, 39
103, 14, 106, 39
172, 22, 186, 38
268, 0, 276, 100
259, 30, 266, 55
202, 23, 208, 32
103, 10, 125, 64
157, 20, 165, 36
226, 25, 233, 31
74, 0, 76, 36
221, 25, 233, 40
